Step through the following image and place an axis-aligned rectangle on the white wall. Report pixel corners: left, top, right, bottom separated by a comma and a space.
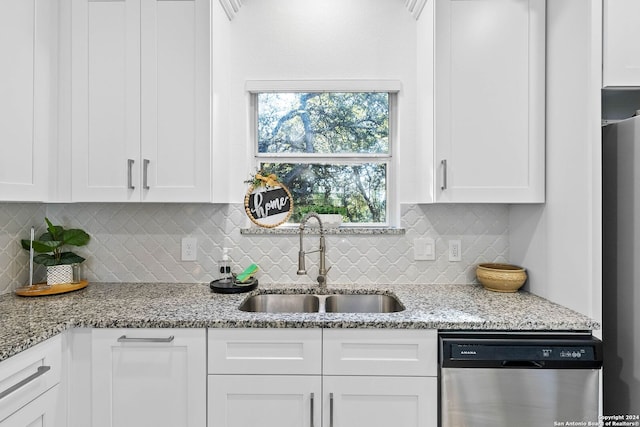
212, 0, 419, 205
510, 0, 602, 322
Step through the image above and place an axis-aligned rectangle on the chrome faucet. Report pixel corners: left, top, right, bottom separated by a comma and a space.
297, 212, 329, 287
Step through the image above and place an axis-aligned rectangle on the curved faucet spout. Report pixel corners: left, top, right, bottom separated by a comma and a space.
297, 212, 329, 287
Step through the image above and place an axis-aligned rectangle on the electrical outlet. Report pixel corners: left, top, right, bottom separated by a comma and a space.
414, 238, 435, 261
181, 237, 197, 261
448, 240, 461, 262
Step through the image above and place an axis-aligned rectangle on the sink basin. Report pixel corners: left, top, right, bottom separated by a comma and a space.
238, 292, 404, 314
238, 294, 320, 313
325, 294, 404, 313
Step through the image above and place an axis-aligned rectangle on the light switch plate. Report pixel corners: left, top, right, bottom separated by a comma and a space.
414, 238, 435, 261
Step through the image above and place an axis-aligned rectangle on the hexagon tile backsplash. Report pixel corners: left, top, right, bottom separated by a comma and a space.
0, 202, 508, 294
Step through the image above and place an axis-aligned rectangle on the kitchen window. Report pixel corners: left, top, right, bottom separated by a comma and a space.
251, 83, 397, 226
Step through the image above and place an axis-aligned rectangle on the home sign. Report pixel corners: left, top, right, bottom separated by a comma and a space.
244, 173, 293, 228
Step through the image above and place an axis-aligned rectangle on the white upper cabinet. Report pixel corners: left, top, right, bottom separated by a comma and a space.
419, 0, 545, 203
0, 0, 52, 201
71, 0, 211, 202
603, 0, 640, 87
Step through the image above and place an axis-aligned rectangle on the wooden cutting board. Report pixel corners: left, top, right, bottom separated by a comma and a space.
15, 280, 89, 297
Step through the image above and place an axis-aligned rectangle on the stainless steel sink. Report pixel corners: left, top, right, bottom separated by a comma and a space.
238, 294, 320, 313
324, 294, 404, 313
238, 292, 404, 314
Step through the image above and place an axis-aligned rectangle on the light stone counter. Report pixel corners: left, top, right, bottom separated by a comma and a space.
0, 282, 600, 362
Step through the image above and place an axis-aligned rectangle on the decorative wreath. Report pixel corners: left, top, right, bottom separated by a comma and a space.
244, 173, 294, 228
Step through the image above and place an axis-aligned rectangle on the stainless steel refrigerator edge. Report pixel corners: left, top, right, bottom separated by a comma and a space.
602, 116, 640, 415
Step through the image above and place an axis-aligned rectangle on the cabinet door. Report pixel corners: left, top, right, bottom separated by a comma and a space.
71, 0, 141, 202
140, 0, 210, 202
92, 328, 206, 427
208, 375, 321, 427
0, 0, 50, 201
603, 0, 640, 86
0, 385, 60, 427
323, 376, 437, 427
434, 0, 545, 203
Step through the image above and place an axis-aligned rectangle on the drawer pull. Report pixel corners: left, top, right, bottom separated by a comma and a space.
127, 159, 135, 190
440, 159, 448, 190
117, 335, 174, 343
143, 159, 150, 190
0, 366, 51, 400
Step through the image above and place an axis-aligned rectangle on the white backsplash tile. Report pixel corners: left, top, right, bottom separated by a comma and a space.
0, 203, 47, 294
0, 202, 508, 293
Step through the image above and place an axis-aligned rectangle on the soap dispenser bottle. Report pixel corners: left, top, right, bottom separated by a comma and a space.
219, 248, 232, 283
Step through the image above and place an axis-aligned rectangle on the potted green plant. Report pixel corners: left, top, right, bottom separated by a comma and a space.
21, 218, 90, 285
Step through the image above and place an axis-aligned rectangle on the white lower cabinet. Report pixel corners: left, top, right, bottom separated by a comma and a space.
0, 336, 62, 426
207, 328, 437, 427
322, 329, 437, 427
208, 329, 323, 427
91, 328, 206, 427
323, 376, 436, 427
0, 385, 60, 427
209, 375, 322, 427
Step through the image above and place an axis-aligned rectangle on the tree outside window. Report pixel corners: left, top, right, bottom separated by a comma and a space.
256, 92, 390, 224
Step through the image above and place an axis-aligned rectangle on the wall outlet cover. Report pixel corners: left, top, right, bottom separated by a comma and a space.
181, 237, 197, 261
448, 240, 461, 262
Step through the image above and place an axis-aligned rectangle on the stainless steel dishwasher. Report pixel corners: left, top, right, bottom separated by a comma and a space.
439, 332, 603, 427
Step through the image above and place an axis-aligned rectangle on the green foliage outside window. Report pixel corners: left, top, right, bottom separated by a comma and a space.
257, 92, 389, 224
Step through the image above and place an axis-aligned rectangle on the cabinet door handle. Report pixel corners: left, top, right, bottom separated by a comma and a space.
117, 335, 174, 343
127, 159, 135, 190
143, 159, 150, 190
0, 366, 51, 400
310, 392, 315, 427
329, 392, 334, 427
440, 159, 448, 190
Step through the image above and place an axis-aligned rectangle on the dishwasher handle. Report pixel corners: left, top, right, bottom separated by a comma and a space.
501, 360, 545, 368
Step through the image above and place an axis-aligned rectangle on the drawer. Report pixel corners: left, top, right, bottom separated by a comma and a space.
0, 384, 61, 427
208, 328, 322, 375
0, 335, 62, 422
323, 329, 437, 377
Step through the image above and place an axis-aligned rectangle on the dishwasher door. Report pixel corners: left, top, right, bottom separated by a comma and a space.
441, 367, 600, 427
439, 334, 603, 427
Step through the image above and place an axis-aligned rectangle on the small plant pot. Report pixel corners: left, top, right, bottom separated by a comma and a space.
47, 264, 73, 286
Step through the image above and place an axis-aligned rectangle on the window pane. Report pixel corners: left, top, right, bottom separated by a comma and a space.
257, 93, 389, 155
260, 162, 387, 224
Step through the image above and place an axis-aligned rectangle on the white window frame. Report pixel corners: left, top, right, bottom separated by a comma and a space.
247, 80, 400, 227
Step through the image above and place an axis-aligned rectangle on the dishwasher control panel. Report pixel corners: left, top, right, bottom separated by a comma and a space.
440, 334, 603, 369
450, 343, 596, 361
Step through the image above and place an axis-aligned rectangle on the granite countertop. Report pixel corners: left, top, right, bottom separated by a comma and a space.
0, 282, 600, 362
